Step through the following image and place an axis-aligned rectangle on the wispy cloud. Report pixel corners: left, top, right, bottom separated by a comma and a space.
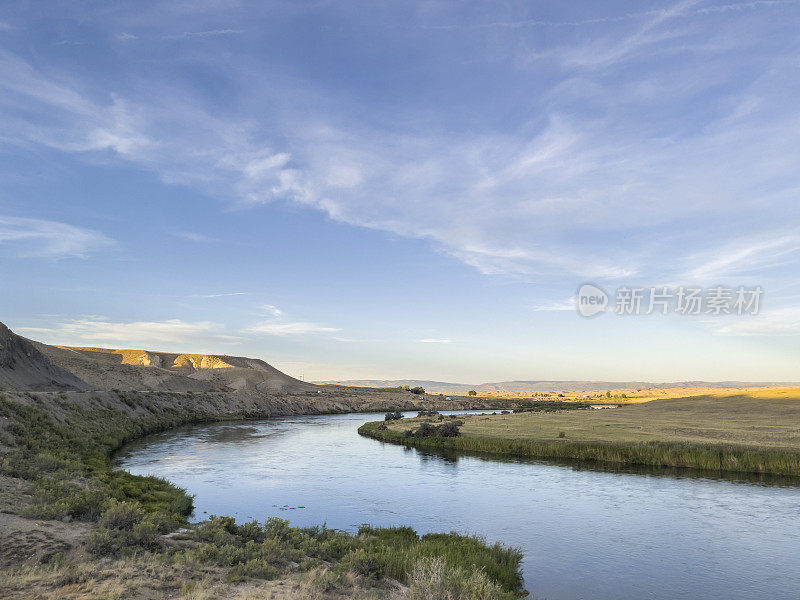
163, 29, 245, 40
417, 338, 453, 344
247, 321, 340, 336
427, 1, 794, 31
246, 305, 338, 336
18, 317, 242, 348
173, 231, 220, 243
260, 305, 285, 317
0, 1, 798, 288
191, 292, 249, 299
715, 307, 800, 336
531, 298, 575, 312
0, 216, 113, 258
686, 235, 800, 281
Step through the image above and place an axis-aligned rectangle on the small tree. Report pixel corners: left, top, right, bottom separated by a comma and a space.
468, 390, 477, 396
409, 386, 425, 395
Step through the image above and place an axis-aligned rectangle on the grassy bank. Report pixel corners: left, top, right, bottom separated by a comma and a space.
0, 390, 526, 599
359, 391, 800, 477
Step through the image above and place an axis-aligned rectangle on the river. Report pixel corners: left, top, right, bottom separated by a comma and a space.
114, 411, 800, 600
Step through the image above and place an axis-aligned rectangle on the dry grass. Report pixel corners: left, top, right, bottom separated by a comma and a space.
456, 389, 800, 448
0, 559, 391, 600
406, 558, 511, 600
461, 385, 799, 404
363, 389, 800, 476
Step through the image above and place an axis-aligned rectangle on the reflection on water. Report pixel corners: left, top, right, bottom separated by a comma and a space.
114, 411, 800, 600
422, 446, 800, 488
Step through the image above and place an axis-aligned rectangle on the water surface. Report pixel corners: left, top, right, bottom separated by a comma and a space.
115, 411, 800, 600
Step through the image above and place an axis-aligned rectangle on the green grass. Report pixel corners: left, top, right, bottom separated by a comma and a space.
359, 391, 800, 477
0, 393, 198, 518
179, 517, 524, 597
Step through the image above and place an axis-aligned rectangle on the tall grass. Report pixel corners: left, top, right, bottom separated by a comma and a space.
359, 421, 800, 477
177, 517, 525, 596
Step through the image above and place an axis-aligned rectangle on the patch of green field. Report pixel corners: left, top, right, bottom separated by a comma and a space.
360, 390, 800, 477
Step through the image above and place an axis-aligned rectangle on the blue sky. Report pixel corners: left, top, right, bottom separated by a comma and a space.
1, 0, 799, 382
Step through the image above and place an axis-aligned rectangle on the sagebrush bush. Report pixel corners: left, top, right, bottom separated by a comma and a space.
337, 548, 384, 579
85, 528, 125, 556
413, 421, 461, 438
226, 558, 280, 582
407, 557, 513, 600
99, 499, 144, 530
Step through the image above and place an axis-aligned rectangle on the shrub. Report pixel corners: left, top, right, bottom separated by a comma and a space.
167, 490, 194, 516
385, 411, 404, 421
86, 528, 125, 556
338, 548, 384, 579
99, 499, 144, 530
226, 558, 280, 582
406, 557, 512, 600
313, 569, 346, 592
413, 421, 461, 438
410, 387, 425, 395
264, 517, 292, 541
468, 390, 477, 396
415, 422, 437, 438
145, 510, 179, 534
437, 422, 461, 438
131, 521, 161, 550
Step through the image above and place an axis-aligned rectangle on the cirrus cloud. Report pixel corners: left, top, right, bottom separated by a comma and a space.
16, 317, 242, 349
0, 216, 113, 258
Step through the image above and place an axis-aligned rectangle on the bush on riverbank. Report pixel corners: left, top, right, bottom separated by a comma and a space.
417, 409, 440, 417
171, 517, 524, 597
407, 557, 510, 600
408, 421, 461, 438
0, 393, 196, 521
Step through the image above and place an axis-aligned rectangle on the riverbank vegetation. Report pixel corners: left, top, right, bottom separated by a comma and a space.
360, 390, 800, 477
0, 390, 526, 599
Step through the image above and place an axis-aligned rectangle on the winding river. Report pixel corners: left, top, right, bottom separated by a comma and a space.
114, 411, 800, 600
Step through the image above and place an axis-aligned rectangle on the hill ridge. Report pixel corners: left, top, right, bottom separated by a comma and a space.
0, 321, 314, 395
